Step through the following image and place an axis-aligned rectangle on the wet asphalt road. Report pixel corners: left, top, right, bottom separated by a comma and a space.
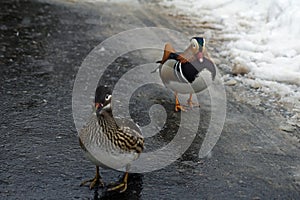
1, 0, 300, 199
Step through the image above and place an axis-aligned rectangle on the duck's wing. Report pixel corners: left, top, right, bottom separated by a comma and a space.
115, 118, 143, 138
114, 118, 144, 154
155, 43, 178, 64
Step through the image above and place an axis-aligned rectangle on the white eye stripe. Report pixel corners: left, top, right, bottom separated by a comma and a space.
190, 39, 199, 50
105, 94, 112, 101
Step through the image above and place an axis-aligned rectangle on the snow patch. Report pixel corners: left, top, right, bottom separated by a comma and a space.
161, 0, 300, 127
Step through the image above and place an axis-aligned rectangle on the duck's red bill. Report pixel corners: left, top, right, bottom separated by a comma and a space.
197, 52, 203, 62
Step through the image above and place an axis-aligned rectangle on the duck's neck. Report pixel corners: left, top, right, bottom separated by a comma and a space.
97, 110, 118, 137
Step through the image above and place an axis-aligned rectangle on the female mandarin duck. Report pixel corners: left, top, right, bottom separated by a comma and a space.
157, 37, 216, 111
79, 86, 144, 193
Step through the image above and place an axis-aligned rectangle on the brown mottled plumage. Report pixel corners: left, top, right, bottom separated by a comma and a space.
79, 86, 144, 193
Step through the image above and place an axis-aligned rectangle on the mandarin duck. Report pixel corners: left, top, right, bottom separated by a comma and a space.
79, 85, 144, 193
157, 37, 216, 111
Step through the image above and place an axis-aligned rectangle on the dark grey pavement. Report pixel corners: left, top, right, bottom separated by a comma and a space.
0, 0, 299, 199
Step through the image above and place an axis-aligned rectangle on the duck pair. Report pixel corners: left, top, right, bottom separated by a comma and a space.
79, 37, 216, 193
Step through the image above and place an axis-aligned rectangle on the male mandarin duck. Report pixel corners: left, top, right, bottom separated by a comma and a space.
157, 37, 216, 111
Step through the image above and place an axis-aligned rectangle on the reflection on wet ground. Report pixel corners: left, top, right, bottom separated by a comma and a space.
1, 0, 299, 199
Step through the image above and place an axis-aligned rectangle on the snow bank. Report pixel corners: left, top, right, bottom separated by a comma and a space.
162, 0, 300, 86
161, 0, 300, 126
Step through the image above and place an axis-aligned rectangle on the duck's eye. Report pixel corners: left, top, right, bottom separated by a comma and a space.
105, 94, 111, 101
